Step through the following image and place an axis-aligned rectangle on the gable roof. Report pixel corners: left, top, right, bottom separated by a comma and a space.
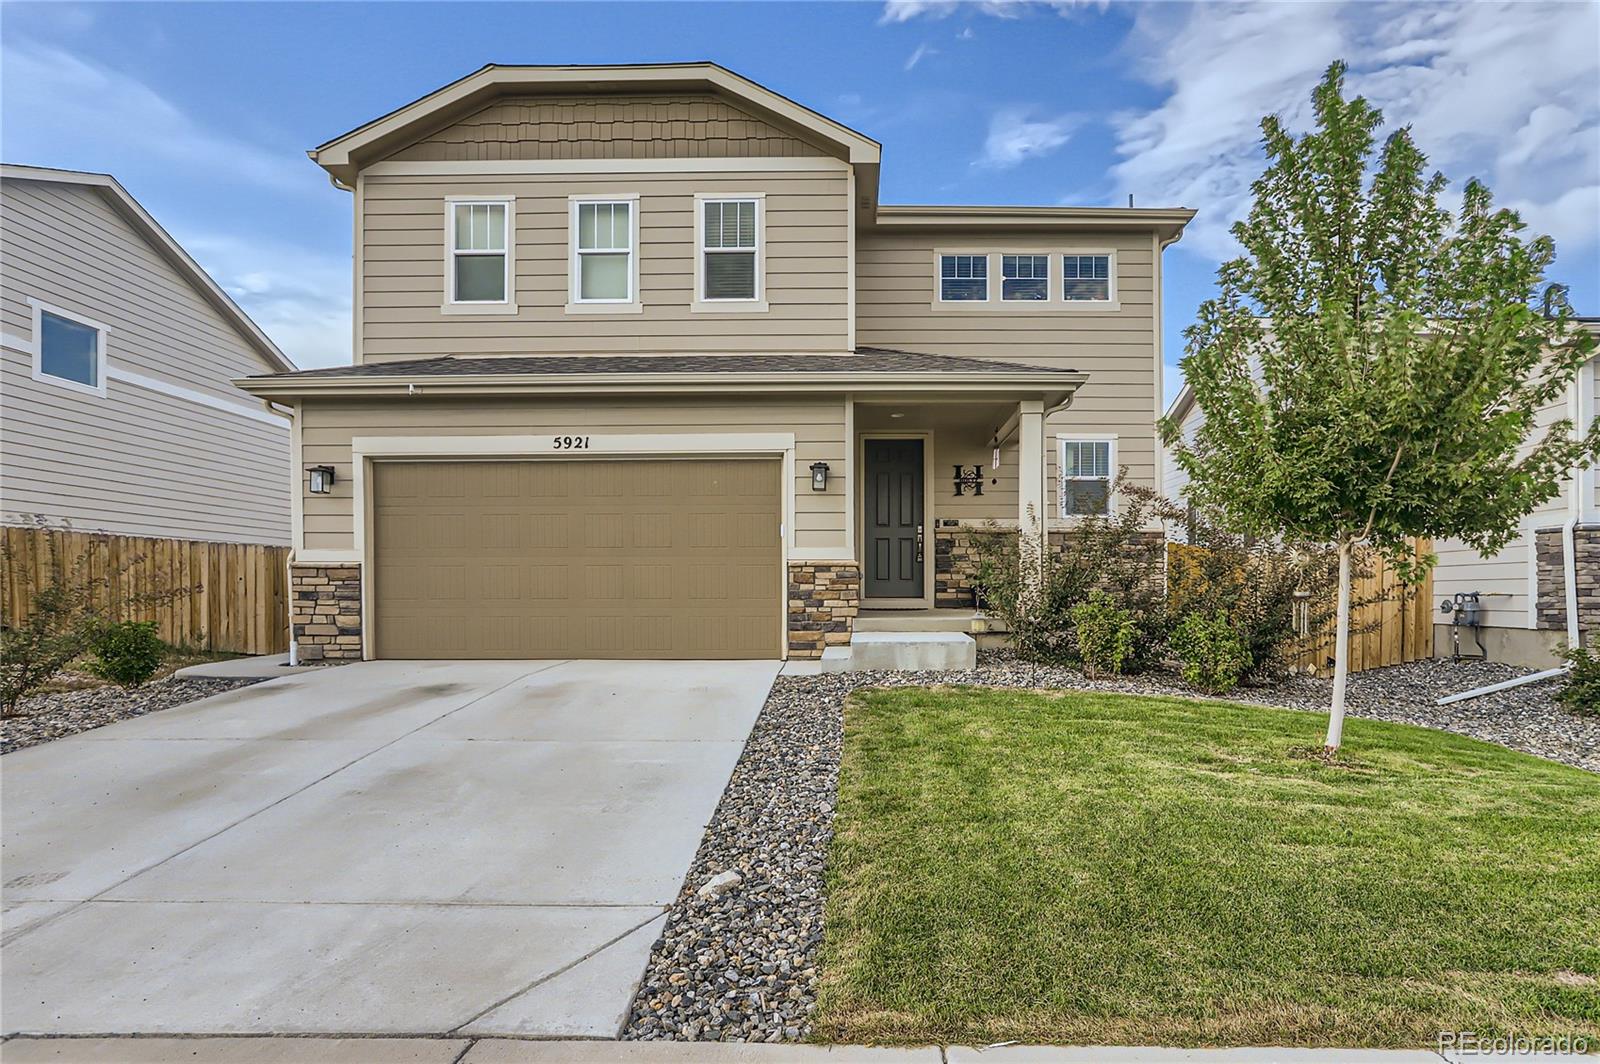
310, 63, 882, 186
1, 164, 295, 372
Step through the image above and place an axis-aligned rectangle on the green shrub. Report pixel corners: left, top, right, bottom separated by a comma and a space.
1171, 610, 1251, 694
88, 621, 165, 687
1557, 644, 1600, 714
1068, 590, 1137, 679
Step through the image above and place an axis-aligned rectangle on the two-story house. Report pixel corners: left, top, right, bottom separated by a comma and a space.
236, 63, 1193, 663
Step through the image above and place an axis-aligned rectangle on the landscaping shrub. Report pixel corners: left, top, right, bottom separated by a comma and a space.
973, 480, 1172, 669
1557, 644, 1600, 714
88, 621, 166, 687
1170, 610, 1251, 693
1068, 591, 1137, 678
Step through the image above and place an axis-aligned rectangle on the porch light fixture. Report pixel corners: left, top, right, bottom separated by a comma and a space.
809, 462, 830, 492
307, 465, 336, 495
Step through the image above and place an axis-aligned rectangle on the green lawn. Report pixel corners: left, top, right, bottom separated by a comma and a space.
816, 687, 1600, 1048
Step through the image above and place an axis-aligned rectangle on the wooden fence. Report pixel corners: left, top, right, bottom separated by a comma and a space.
1168, 539, 1434, 678
1289, 541, 1434, 677
1, 526, 290, 655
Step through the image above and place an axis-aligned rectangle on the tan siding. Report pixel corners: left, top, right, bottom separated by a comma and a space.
856, 230, 1160, 517
359, 169, 851, 360
390, 94, 830, 162
297, 395, 848, 554
0, 180, 289, 545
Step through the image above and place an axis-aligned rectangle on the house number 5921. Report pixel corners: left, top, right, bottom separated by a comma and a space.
552, 435, 591, 450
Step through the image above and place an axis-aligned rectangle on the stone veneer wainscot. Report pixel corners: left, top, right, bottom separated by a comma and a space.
290, 564, 363, 661
787, 562, 860, 658
1535, 525, 1600, 639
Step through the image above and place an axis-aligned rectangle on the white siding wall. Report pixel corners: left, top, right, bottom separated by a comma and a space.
0, 179, 290, 545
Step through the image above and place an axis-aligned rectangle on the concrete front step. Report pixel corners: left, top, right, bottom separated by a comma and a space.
854, 609, 981, 634
841, 632, 977, 672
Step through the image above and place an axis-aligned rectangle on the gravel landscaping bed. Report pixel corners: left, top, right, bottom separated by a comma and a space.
1, 676, 264, 754
623, 653, 1594, 1044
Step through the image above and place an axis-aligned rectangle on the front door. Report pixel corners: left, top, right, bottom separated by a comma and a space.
864, 438, 925, 600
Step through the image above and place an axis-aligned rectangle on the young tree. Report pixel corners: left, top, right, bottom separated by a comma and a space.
1165, 62, 1598, 749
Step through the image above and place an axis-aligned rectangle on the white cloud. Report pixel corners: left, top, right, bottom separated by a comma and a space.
977, 108, 1080, 169
179, 232, 352, 370
905, 42, 939, 70
880, 0, 1101, 25
1108, 2, 1600, 264
0, 39, 310, 194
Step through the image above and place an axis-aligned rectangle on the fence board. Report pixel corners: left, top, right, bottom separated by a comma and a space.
1289, 540, 1433, 678
1, 527, 289, 655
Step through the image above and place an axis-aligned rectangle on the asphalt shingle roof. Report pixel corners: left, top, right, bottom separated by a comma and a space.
245, 347, 1076, 380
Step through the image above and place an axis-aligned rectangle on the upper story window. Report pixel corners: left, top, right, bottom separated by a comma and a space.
1062, 254, 1112, 302
1002, 255, 1049, 301
447, 199, 513, 305
699, 198, 762, 303
572, 198, 637, 305
939, 254, 988, 302
29, 299, 107, 397
1060, 436, 1115, 516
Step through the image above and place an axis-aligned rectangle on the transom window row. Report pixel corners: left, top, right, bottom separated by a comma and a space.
938, 252, 1113, 303
446, 197, 763, 306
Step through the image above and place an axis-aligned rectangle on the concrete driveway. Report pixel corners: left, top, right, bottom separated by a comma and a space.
1, 658, 778, 1038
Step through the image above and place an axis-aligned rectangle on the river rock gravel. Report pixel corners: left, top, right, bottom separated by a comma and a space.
622, 653, 1594, 1044
1, 676, 264, 754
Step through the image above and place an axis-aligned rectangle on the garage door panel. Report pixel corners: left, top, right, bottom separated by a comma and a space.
373, 459, 781, 659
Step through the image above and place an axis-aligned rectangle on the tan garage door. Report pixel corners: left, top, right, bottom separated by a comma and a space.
372, 459, 781, 659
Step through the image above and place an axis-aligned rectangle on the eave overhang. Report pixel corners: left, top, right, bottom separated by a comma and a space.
866, 204, 1195, 244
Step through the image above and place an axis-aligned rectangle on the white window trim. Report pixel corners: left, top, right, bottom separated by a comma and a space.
935, 251, 992, 305
441, 196, 517, 315
566, 194, 642, 315
1000, 252, 1052, 304
1057, 433, 1118, 519
27, 297, 108, 398
1059, 248, 1119, 309
693, 193, 767, 313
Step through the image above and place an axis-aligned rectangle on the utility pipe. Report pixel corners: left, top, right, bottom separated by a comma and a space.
1436, 666, 1567, 705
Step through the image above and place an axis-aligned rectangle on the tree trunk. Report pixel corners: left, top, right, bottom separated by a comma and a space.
1325, 539, 1353, 750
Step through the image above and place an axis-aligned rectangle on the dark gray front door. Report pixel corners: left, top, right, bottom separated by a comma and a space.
865, 438, 924, 599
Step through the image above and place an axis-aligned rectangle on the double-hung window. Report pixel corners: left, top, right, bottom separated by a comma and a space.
939, 254, 988, 301
447, 199, 512, 306
1002, 254, 1049, 301
1059, 437, 1115, 516
29, 299, 107, 397
1061, 253, 1112, 302
572, 198, 636, 305
699, 198, 761, 303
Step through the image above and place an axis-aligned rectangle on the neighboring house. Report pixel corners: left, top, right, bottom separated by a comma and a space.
1160, 321, 1600, 669
1, 164, 294, 546
235, 63, 1193, 663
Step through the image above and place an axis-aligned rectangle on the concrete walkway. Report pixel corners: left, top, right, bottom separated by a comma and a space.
0, 1038, 1461, 1062
1, 659, 779, 1040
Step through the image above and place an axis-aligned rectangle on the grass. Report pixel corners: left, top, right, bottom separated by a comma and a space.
815, 686, 1600, 1048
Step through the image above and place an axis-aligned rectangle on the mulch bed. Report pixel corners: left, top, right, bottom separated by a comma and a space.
1, 676, 265, 754
623, 653, 1594, 1043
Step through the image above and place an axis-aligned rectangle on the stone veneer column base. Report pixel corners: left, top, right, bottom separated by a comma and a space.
1534, 525, 1600, 639
934, 526, 1168, 610
787, 562, 860, 658
290, 564, 363, 662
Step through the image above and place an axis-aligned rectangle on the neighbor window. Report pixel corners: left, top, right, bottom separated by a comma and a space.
1002, 254, 1049, 301
701, 199, 760, 301
1061, 254, 1112, 302
939, 254, 988, 301
574, 200, 634, 302
30, 301, 106, 395
449, 200, 510, 304
1059, 437, 1115, 516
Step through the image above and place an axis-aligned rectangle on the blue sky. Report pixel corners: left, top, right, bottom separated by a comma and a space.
4, 0, 1597, 403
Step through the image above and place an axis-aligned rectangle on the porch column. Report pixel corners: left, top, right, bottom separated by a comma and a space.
1017, 398, 1046, 572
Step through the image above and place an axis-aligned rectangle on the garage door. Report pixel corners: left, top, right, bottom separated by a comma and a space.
372, 459, 782, 659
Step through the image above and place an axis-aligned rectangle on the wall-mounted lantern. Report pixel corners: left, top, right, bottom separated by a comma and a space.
953, 465, 984, 497
809, 461, 830, 492
307, 465, 336, 495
